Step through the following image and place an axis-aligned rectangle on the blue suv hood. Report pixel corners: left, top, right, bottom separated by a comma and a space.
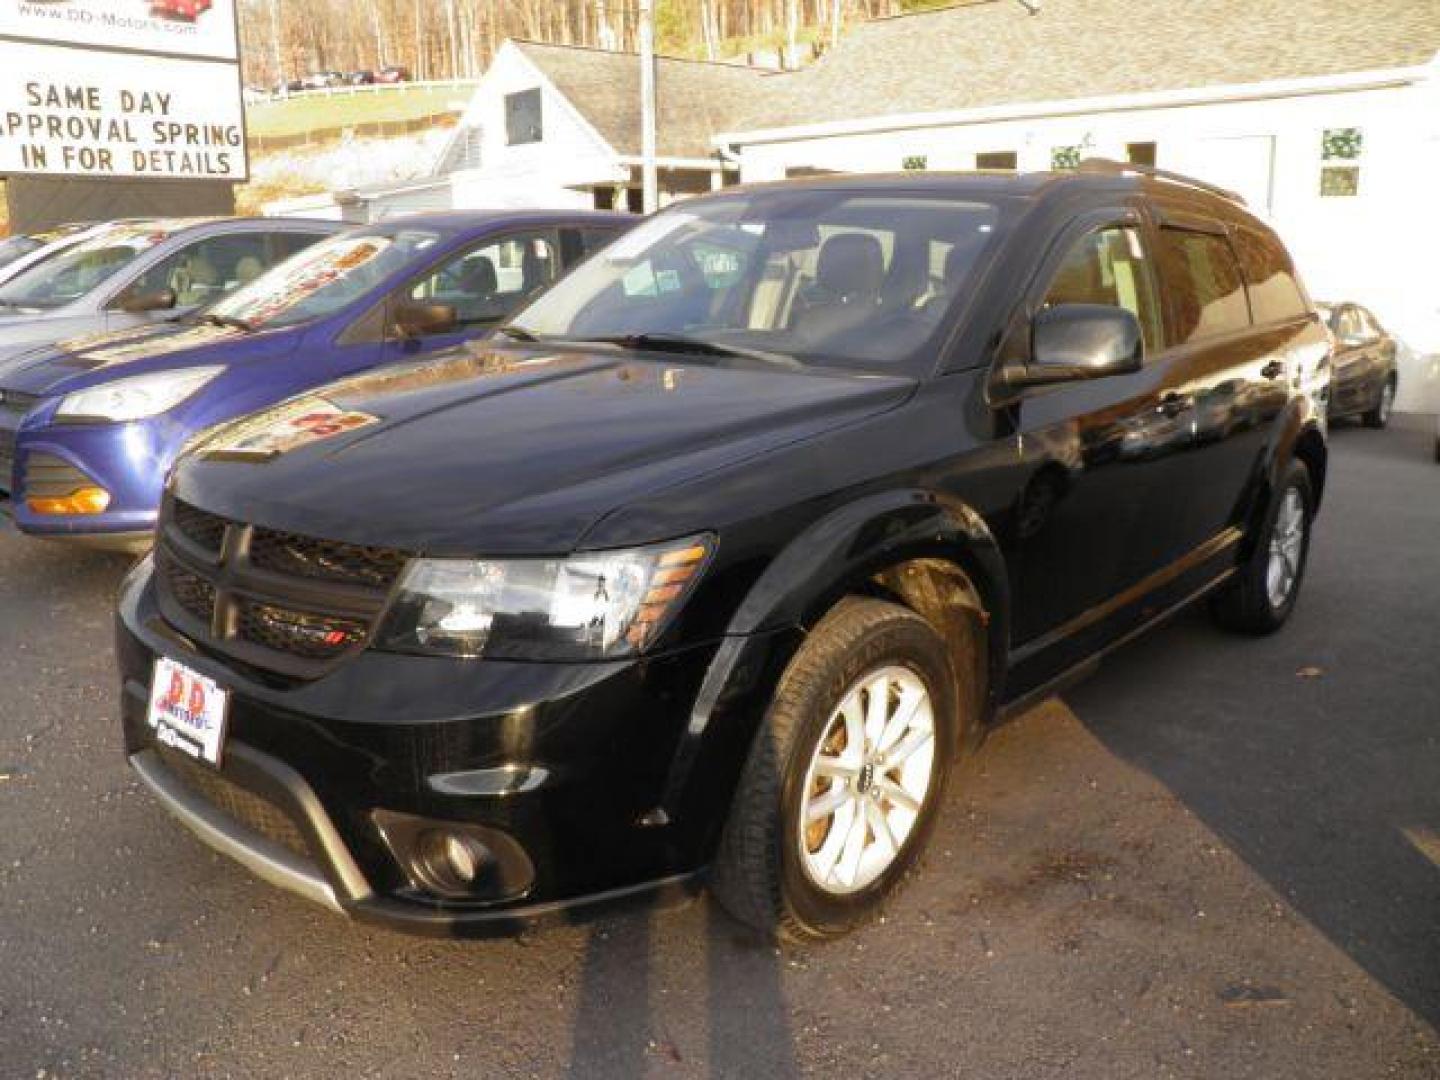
174, 342, 915, 556
0, 319, 294, 396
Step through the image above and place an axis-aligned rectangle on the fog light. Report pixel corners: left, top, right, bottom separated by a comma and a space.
440, 831, 488, 885
26, 485, 111, 516
372, 809, 536, 903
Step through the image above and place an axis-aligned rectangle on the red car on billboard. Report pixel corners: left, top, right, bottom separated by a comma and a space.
150, 0, 212, 21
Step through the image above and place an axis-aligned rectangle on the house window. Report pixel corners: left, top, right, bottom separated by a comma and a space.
1320, 167, 1360, 198
1126, 142, 1157, 167
505, 88, 543, 145
975, 150, 1017, 171
902, 155, 928, 171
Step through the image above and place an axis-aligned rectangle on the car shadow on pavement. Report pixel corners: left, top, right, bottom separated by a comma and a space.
1061, 419, 1440, 1031
564, 899, 802, 1078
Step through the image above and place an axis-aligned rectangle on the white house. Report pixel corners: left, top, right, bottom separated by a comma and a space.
715, 0, 1440, 409
434, 40, 776, 211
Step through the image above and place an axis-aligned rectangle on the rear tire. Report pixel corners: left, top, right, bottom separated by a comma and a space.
1362, 377, 1395, 428
1210, 459, 1313, 635
711, 597, 960, 943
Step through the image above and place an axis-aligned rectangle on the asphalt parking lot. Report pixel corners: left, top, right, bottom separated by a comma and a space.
2, 415, 1437, 1079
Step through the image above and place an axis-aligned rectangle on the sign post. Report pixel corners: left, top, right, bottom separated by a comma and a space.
1, 0, 247, 230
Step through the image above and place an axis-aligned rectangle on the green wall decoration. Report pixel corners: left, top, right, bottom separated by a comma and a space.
1321, 128, 1363, 161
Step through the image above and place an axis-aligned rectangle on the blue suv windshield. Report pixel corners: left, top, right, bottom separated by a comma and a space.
509, 189, 1004, 375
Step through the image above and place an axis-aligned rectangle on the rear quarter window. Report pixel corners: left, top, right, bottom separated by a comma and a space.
1232, 227, 1309, 324
1156, 228, 1250, 344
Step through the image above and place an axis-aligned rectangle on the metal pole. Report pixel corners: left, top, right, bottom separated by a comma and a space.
639, 0, 659, 214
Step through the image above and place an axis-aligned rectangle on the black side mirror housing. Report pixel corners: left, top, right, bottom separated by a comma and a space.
118, 288, 178, 314
1007, 303, 1144, 389
393, 303, 458, 339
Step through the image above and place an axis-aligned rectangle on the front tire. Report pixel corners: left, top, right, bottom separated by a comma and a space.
711, 598, 960, 943
1210, 459, 1314, 634
1362, 376, 1395, 428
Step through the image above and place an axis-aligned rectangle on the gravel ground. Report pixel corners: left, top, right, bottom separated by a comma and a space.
1, 415, 1436, 1079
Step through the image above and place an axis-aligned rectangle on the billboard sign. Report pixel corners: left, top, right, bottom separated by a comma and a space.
0, 44, 247, 180
0, 0, 238, 61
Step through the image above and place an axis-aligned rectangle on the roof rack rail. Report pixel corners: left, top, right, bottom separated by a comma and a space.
1076, 158, 1246, 206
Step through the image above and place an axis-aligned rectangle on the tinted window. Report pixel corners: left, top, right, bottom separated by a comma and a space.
559, 226, 621, 266
1231, 227, 1307, 324
124, 232, 273, 308
1042, 225, 1161, 352
506, 88, 543, 145
408, 231, 558, 330
1157, 228, 1249, 343
509, 191, 1004, 375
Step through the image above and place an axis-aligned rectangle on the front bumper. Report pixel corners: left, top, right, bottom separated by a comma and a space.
116, 558, 769, 936
8, 420, 173, 544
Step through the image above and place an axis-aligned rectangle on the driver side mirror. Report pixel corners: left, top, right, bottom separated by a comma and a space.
1007, 303, 1144, 389
118, 288, 177, 314
393, 303, 457, 339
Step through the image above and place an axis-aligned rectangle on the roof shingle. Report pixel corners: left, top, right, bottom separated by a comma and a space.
729, 0, 1440, 133
515, 41, 775, 158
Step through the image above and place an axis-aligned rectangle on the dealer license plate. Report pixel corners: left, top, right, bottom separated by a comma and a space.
146, 657, 231, 766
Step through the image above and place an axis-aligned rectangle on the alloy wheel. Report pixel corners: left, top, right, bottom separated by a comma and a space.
797, 665, 936, 895
1266, 486, 1305, 609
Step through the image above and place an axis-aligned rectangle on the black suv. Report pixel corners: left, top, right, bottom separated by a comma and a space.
117, 165, 1330, 941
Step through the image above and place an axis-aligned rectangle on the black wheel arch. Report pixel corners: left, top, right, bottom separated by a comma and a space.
654, 489, 1009, 842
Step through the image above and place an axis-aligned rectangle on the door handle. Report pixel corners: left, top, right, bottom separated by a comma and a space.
1158, 392, 1190, 417
1260, 360, 1286, 379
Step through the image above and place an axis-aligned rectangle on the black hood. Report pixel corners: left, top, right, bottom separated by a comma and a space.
173, 343, 914, 555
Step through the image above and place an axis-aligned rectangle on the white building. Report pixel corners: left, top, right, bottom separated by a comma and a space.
715, 0, 1440, 410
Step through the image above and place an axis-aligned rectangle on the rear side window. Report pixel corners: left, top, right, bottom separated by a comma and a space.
1231, 227, 1308, 324
1041, 225, 1161, 352
1156, 228, 1249, 344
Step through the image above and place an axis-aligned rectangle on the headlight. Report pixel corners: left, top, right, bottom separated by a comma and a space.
375, 534, 713, 660
56, 366, 224, 423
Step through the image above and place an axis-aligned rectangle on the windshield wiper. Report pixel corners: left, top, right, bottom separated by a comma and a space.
494, 324, 540, 342
586, 333, 800, 368
204, 313, 255, 333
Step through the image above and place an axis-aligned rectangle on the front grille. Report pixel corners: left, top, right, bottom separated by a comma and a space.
0, 393, 41, 496
236, 598, 368, 661
248, 525, 410, 589
0, 428, 14, 495
158, 548, 217, 624
172, 499, 227, 554
153, 496, 410, 679
23, 452, 94, 499
160, 748, 310, 858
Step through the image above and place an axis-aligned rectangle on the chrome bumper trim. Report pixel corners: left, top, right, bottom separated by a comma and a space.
130, 748, 344, 914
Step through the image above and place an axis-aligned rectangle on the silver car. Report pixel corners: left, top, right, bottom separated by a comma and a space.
0, 217, 339, 352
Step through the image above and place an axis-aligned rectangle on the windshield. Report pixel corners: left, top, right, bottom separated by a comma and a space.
509, 189, 1003, 374
0, 236, 43, 271
205, 229, 441, 330
0, 223, 175, 310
